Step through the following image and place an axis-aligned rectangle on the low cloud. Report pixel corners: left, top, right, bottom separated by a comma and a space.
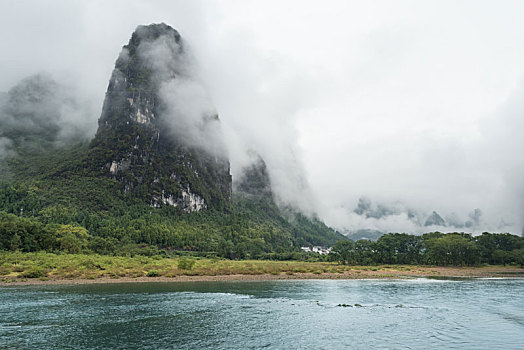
327, 194, 517, 236
0, 73, 97, 151
0, 1, 523, 234
133, 26, 316, 214
0, 137, 14, 160
132, 29, 228, 160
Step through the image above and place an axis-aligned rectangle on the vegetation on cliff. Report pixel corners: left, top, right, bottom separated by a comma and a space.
0, 139, 343, 259
0, 23, 345, 260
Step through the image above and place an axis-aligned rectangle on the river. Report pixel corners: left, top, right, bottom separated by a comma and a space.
1, 278, 523, 349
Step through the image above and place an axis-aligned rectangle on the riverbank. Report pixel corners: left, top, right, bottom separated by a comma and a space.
1, 252, 523, 286
2, 266, 524, 286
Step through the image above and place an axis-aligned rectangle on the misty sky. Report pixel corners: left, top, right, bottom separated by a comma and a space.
1, 0, 523, 234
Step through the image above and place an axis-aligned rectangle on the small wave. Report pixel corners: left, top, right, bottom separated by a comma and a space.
174, 291, 254, 299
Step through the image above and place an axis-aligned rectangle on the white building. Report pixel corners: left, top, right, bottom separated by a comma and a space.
301, 246, 332, 255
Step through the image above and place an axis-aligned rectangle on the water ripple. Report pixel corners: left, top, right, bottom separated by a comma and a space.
1, 279, 523, 349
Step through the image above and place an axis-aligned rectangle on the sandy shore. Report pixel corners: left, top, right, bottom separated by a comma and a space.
2, 266, 523, 286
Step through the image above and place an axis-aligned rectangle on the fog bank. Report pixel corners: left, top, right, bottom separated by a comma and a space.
1, 1, 523, 234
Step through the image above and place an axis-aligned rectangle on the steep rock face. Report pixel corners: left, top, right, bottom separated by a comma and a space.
234, 152, 273, 201
88, 23, 231, 212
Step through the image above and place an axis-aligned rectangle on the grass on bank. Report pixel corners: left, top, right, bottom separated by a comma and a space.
1, 251, 522, 282
0, 251, 414, 280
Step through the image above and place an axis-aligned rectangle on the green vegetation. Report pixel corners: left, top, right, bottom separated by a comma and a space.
0, 251, 341, 280
0, 23, 345, 264
90, 23, 233, 212
1, 23, 521, 275
0, 203, 341, 260
0, 140, 343, 259
1, 251, 522, 282
329, 232, 524, 267
0, 143, 522, 269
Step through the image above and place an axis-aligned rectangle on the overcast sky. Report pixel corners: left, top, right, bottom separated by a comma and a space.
1, 0, 523, 234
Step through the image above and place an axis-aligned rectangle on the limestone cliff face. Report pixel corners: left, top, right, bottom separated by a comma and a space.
234, 152, 273, 201
89, 23, 231, 212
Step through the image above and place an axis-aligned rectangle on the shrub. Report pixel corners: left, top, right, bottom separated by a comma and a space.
56, 225, 90, 254
146, 269, 159, 277
88, 236, 117, 255
19, 267, 47, 278
177, 258, 195, 270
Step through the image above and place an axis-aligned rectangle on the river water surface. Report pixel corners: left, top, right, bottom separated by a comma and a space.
1, 278, 523, 349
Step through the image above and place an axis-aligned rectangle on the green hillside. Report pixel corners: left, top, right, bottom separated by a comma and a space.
0, 23, 345, 259
0, 141, 344, 258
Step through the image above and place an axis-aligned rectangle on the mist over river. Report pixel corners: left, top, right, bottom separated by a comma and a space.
1, 278, 523, 349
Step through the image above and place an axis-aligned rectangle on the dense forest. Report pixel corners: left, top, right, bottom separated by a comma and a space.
329, 232, 524, 267
0, 140, 343, 259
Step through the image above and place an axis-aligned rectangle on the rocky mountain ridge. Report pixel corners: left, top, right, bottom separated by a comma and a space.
0, 23, 345, 256
88, 23, 232, 213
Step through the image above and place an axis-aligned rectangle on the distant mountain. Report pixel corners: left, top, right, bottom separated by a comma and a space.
0, 73, 91, 150
344, 229, 385, 241
424, 211, 446, 227
336, 196, 495, 235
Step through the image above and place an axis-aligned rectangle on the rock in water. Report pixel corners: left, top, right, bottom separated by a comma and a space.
88, 23, 231, 212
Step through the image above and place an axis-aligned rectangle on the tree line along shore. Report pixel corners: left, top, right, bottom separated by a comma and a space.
1, 209, 523, 266
1, 251, 523, 284
1, 230, 523, 283
2, 202, 524, 283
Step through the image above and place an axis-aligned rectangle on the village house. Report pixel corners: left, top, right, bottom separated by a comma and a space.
301, 246, 332, 255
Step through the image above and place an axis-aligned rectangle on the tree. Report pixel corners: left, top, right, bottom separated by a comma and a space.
88, 236, 117, 255
424, 234, 479, 266
329, 240, 354, 265
376, 233, 424, 264
510, 249, 524, 268
9, 233, 21, 251
56, 224, 90, 253
492, 249, 511, 266
353, 240, 377, 265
